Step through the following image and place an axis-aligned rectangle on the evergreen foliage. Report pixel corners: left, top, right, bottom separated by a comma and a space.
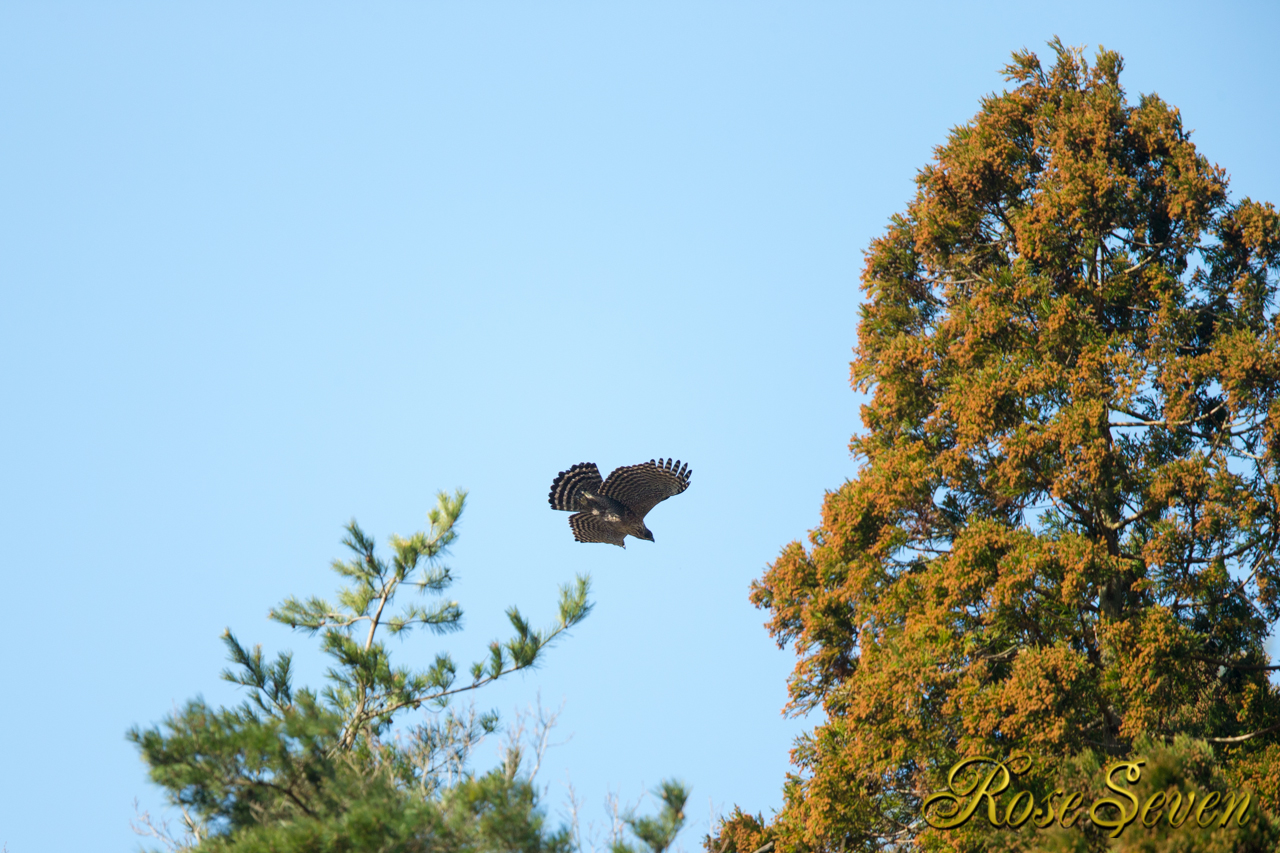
129, 490, 599, 852
611, 781, 690, 853
714, 41, 1280, 852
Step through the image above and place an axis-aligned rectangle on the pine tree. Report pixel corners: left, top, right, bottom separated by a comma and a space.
130, 490, 592, 851
611, 781, 690, 853
717, 40, 1280, 852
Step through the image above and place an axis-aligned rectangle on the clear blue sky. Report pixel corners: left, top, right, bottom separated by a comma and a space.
2, 3, 1278, 851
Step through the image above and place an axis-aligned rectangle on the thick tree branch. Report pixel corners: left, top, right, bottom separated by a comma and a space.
1190, 655, 1280, 672
1204, 722, 1280, 744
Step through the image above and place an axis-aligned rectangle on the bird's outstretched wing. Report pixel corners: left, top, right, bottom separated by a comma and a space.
568, 512, 627, 547
599, 458, 691, 519
549, 463, 604, 511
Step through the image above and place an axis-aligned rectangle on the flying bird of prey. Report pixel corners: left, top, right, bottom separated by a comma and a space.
548, 458, 692, 547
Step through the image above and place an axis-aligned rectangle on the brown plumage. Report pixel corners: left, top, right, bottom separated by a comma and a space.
548, 458, 692, 547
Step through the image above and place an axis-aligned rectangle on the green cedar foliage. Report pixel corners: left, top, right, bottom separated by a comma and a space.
129, 490, 592, 851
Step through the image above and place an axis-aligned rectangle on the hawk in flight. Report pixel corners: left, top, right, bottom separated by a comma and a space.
548, 458, 691, 547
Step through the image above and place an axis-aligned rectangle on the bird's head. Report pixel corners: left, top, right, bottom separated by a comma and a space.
637, 526, 654, 542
